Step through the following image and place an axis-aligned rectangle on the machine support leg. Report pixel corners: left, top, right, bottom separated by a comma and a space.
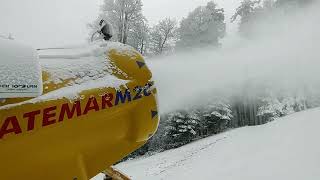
103, 166, 131, 180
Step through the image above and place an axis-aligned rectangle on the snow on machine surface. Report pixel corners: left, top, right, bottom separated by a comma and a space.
0, 39, 159, 180
0, 39, 42, 98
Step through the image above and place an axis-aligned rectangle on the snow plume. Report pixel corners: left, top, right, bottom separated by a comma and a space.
149, 2, 320, 114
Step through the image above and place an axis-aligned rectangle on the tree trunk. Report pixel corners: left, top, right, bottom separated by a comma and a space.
160, 33, 168, 54
140, 39, 144, 54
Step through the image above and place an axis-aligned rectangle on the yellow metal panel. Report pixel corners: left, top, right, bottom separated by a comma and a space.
0, 46, 159, 180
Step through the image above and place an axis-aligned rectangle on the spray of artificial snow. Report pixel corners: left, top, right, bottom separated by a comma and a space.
149, 3, 320, 114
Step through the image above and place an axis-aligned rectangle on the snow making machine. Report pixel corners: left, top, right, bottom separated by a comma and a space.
0, 38, 159, 180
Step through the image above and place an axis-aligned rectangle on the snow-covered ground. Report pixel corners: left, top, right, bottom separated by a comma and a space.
93, 108, 320, 180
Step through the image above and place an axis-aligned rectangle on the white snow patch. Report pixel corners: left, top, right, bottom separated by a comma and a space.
39, 42, 132, 85
0, 39, 42, 98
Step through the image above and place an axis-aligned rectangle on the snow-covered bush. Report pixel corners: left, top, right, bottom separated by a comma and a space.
258, 95, 307, 121
201, 100, 233, 134
164, 111, 200, 147
161, 98, 234, 149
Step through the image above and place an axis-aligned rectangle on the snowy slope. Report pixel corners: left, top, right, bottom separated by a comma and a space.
93, 108, 320, 180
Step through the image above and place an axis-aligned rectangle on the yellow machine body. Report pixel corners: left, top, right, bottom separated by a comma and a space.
0, 42, 159, 180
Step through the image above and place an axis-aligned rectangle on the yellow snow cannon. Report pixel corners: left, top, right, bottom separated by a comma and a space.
0, 39, 159, 180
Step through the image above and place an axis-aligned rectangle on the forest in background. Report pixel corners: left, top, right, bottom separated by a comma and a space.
88, 0, 319, 158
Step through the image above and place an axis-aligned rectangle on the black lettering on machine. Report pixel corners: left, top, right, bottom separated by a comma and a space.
4, 84, 38, 91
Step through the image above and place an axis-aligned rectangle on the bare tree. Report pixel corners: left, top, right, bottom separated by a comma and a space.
149, 18, 178, 55
127, 17, 149, 55
90, 0, 144, 44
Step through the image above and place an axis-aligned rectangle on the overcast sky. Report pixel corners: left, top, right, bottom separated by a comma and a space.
0, 0, 239, 48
